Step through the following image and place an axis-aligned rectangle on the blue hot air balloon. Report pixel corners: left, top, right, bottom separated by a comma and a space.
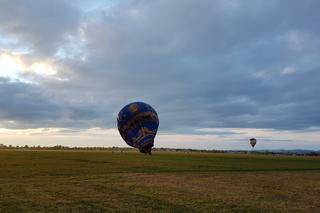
117, 102, 159, 154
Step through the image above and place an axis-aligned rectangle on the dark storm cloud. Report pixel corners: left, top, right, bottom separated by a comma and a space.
0, 0, 320, 131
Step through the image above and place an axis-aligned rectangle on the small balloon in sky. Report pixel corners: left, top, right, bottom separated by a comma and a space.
117, 102, 159, 154
250, 138, 257, 148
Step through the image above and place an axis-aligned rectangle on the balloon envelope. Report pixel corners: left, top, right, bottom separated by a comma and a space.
250, 138, 256, 148
117, 102, 159, 154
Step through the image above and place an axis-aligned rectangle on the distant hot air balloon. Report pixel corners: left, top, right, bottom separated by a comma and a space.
117, 102, 159, 154
250, 138, 257, 148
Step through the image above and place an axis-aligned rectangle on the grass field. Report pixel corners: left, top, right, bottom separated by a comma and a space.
0, 150, 319, 212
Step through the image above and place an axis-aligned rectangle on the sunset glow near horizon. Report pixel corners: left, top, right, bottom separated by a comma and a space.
0, 0, 319, 150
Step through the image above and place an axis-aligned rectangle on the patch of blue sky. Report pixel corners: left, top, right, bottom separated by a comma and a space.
55, 39, 86, 60
72, 0, 119, 12
0, 34, 30, 54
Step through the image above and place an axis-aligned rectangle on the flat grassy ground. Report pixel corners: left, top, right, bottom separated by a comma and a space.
0, 150, 319, 212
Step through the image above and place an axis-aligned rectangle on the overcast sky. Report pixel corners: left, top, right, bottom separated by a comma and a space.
0, 0, 319, 150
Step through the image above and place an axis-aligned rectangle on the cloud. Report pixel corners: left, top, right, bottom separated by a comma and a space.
0, 78, 106, 129
0, 0, 319, 134
0, 0, 81, 55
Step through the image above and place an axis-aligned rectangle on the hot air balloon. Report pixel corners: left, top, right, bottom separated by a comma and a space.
250, 138, 257, 148
117, 102, 159, 154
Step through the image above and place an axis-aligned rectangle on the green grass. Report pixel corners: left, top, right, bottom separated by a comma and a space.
0, 150, 319, 212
